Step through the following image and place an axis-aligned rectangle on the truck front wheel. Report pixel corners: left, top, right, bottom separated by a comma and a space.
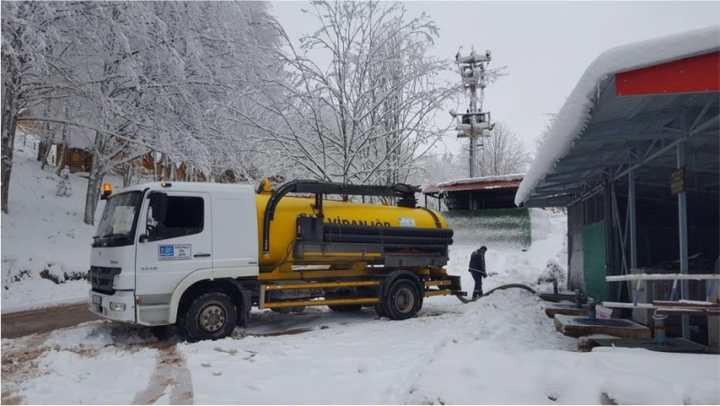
181, 292, 237, 341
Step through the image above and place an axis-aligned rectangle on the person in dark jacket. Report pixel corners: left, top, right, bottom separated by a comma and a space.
468, 246, 487, 299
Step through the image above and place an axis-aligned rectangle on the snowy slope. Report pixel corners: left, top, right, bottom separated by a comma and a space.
1, 132, 112, 313
516, 25, 720, 206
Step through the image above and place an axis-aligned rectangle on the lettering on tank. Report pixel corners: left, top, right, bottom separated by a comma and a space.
325, 216, 391, 227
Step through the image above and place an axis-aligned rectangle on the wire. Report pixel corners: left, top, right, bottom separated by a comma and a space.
455, 283, 536, 304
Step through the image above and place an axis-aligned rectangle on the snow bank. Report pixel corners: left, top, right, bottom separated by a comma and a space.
409, 334, 720, 404
516, 26, 720, 206
446, 208, 567, 292
1, 132, 110, 313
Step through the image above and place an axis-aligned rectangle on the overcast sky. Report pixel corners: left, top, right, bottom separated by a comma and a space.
269, 1, 720, 156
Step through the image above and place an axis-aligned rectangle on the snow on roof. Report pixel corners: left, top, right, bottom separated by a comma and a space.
515, 26, 720, 206
432, 173, 525, 188
423, 173, 524, 193
117, 181, 255, 195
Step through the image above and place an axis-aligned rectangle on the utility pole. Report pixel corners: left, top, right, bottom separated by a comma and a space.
450, 47, 494, 178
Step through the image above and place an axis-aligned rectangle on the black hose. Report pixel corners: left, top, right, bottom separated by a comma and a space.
455, 283, 537, 304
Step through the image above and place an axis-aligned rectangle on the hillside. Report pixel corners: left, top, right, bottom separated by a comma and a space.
1, 133, 110, 313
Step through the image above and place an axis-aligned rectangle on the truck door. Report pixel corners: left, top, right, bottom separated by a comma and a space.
134, 191, 212, 321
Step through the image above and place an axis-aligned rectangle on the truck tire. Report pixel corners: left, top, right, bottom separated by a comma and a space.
328, 304, 363, 312
382, 278, 423, 320
181, 292, 237, 342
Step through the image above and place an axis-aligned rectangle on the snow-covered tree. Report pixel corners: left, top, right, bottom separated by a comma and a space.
2, 2, 281, 222
244, 1, 457, 185
410, 150, 467, 186
1, 2, 71, 213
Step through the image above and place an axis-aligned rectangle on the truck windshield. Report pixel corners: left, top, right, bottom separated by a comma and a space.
93, 191, 142, 247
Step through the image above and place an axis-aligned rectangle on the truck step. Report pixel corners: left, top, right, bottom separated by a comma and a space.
264, 280, 380, 291
262, 297, 380, 309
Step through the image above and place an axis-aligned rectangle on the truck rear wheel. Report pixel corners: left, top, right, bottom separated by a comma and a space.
181, 292, 237, 342
381, 279, 423, 320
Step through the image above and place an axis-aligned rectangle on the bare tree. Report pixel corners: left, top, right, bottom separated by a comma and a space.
449, 122, 530, 178
243, 1, 457, 185
476, 122, 530, 176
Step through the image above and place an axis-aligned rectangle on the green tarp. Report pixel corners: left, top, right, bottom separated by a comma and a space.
582, 221, 608, 301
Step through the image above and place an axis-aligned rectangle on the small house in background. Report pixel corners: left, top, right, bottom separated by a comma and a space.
423, 173, 524, 210
423, 173, 530, 248
54, 145, 93, 172
22, 119, 97, 174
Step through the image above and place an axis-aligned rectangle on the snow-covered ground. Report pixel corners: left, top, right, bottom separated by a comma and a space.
1, 133, 114, 313
3, 207, 719, 404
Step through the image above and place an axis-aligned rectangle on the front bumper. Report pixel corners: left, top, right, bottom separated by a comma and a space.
88, 290, 136, 323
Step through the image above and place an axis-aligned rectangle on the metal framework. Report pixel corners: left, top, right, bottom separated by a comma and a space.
451, 48, 495, 177
522, 69, 719, 339
261, 179, 420, 254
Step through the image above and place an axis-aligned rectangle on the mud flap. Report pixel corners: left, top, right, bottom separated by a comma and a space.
228, 280, 252, 328
238, 289, 251, 328
447, 274, 463, 293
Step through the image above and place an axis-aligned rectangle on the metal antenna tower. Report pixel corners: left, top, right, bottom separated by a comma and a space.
450, 47, 495, 178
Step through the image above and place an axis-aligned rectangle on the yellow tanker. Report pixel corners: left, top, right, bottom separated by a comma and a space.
252, 179, 453, 276
255, 193, 449, 267
243, 178, 461, 324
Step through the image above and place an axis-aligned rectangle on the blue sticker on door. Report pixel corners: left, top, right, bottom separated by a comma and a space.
158, 244, 192, 260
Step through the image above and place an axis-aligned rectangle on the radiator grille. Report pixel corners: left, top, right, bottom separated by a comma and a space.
89, 266, 121, 294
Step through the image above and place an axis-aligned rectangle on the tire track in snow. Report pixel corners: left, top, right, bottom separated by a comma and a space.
402, 338, 453, 403
132, 343, 194, 404
1, 333, 51, 404
377, 311, 460, 403
396, 298, 522, 404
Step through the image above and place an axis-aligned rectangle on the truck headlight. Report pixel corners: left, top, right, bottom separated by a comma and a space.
109, 302, 126, 311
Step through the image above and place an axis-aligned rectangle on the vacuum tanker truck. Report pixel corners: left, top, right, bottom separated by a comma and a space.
88, 179, 462, 341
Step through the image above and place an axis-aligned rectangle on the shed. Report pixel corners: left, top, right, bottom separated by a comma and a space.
423, 173, 524, 210
515, 27, 719, 343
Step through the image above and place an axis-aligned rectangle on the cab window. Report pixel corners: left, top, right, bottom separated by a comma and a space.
147, 196, 204, 241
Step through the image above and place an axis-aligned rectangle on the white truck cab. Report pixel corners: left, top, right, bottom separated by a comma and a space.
88, 182, 258, 328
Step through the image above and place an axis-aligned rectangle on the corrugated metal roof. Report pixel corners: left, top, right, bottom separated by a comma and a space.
516, 26, 720, 207
517, 27, 720, 207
